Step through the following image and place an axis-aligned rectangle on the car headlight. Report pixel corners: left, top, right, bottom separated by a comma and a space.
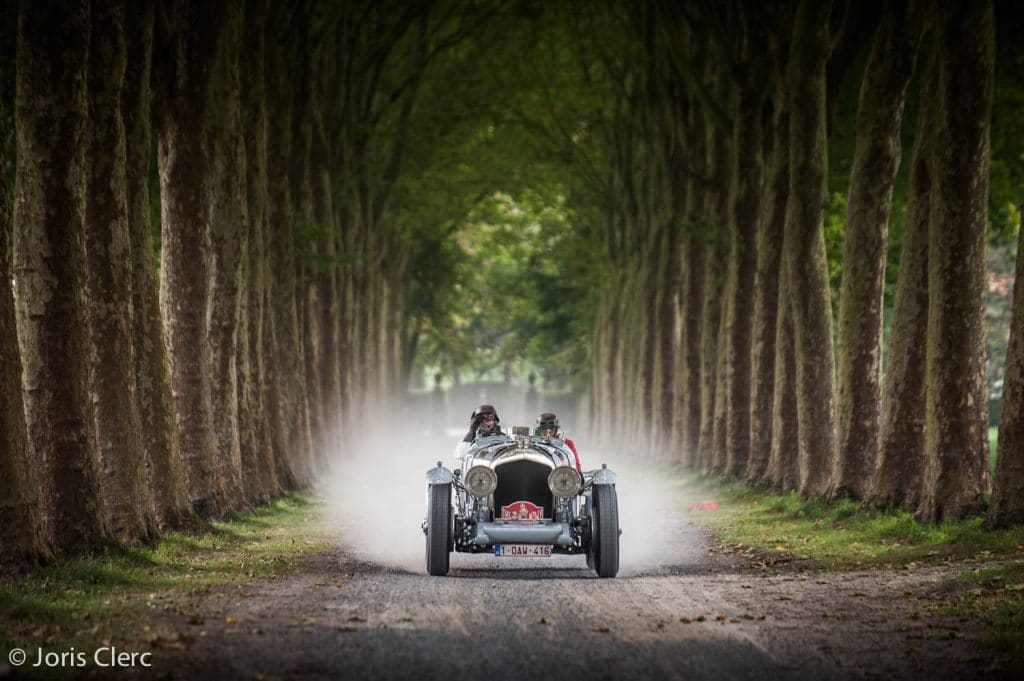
548, 466, 581, 499
465, 465, 497, 497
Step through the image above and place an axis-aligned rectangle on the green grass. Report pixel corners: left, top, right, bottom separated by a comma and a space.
683, 473, 1024, 665
0, 493, 328, 660
945, 561, 1024, 667
685, 475, 1024, 569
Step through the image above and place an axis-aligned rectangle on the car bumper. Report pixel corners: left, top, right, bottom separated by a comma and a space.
470, 521, 574, 547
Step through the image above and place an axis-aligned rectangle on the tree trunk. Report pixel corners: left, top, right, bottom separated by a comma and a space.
242, 0, 285, 500
831, 0, 921, 501
655, 223, 680, 454
724, 86, 763, 477
917, 0, 993, 522
988, 212, 1024, 527
747, 96, 788, 485
123, 0, 191, 530
266, 31, 313, 486
14, 0, 111, 552
312, 109, 342, 460
697, 120, 728, 471
0, 82, 48, 562
155, 0, 228, 517
867, 40, 936, 510
785, 0, 836, 498
207, 0, 247, 510
84, 0, 156, 541
678, 232, 705, 467
766, 252, 802, 492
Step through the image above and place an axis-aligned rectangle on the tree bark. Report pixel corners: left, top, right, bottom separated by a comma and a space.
0, 81, 48, 562
766, 251, 801, 492
266, 25, 314, 485
747, 96, 788, 485
785, 0, 836, 498
84, 0, 157, 541
155, 0, 229, 517
240, 0, 280, 502
988, 212, 1024, 527
917, 0, 993, 522
678, 232, 705, 467
14, 0, 111, 552
123, 0, 191, 530
831, 0, 921, 501
867, 40, 936, 510
724, 84, 764, 478
207, 0, 247, 510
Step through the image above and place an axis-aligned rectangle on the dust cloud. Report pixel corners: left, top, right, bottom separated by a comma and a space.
315, 401, 709, 576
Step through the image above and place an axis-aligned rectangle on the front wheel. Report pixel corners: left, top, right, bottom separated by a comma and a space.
425, 484, 452, 576
588, 484, 619, 578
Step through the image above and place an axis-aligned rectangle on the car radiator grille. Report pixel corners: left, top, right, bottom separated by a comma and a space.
493, 460, 553, 520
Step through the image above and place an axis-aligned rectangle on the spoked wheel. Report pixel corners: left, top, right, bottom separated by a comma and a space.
425, 483, 452, 576
588, 484, 619, 578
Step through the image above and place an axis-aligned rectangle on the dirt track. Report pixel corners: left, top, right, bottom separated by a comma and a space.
149, 515, 1012, 681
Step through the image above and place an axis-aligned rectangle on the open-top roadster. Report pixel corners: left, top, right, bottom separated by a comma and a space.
423, 426, 619, 577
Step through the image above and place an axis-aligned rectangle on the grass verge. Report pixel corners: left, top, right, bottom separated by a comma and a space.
0, 492, 328, 666
683, 473, 1024, 666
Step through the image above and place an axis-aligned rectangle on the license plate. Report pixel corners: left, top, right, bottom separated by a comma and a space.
495, 544, 552, 557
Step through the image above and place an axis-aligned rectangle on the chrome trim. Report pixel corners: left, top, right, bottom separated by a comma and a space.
470, 521, 574, 547
492, 451, 557, 469
426, 465, 454, 485
591, 466, 617, 485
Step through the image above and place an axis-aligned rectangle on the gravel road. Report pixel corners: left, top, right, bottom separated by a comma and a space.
154, 512, 1008, 681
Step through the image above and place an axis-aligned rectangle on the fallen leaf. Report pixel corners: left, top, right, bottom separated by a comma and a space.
590, 625, 610, 633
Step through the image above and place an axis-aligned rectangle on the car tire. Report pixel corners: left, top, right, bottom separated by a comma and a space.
425, 483, 452, 576
591, 484, 619, 578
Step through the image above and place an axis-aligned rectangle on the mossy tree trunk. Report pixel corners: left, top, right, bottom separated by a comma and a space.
84, 0, 157, 541
784, 0, 836, 498
266, 16, 313, 486
207, 0, 248, 510
0, 82, 48, 562
123, 0, 191, 530
14, 0, 111, 552
154, 0, 229, 517
867, 40, 936, 511
747, 93, 788, 485
723, 78, 765, 478
831, 0, 922, 501
917, 0, 993, 522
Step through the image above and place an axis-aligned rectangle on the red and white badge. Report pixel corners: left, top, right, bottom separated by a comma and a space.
500, 500, 544, 521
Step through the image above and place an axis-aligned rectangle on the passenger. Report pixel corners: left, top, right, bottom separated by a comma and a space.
461, 404, 503, 443
535, 412, 581, 472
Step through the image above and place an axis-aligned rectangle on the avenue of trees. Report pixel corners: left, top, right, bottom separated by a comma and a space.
569, 0, 1024, 527
2, 0, 1024, 566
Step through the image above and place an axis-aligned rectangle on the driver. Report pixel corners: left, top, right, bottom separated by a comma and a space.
462, 404, 503, 443
535, 412, 581, 471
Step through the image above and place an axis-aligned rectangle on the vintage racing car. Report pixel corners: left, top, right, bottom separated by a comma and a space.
423, 426, 619, 577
